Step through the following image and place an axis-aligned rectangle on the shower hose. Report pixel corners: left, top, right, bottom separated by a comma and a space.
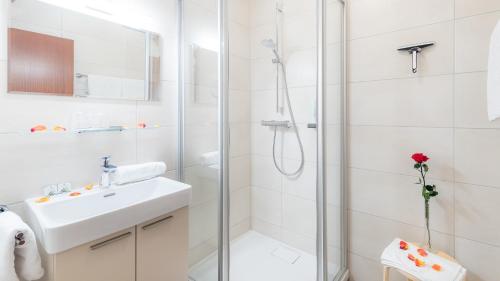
272, 62, 305, 177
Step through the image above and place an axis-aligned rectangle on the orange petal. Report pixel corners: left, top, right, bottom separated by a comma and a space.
432, 264, 442, 271
69, 192, 81, 197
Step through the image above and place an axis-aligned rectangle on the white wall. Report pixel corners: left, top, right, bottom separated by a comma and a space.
347, 1, 500, 280
0, 0, 179, 214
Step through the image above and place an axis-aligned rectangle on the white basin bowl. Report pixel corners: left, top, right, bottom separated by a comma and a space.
25, 177, 191, 254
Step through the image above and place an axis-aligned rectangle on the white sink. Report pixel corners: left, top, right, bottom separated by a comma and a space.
25, 177, 191, 254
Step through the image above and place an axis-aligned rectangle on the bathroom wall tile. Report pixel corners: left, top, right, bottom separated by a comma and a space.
282, 229, 316, 255
229, 22, 250, 58
251, 90, 283, 123
229, 55, 251, 91
231, 218, 250, 240
159, 34, 179, 82
455, 0, 500, 19
282, 0, 316, 17
348, 0, 453, 39
283, 194, 316, 238
349, 75, 454, 127
455, 238, 500, 281
455, 128, 500, 188
189, 199, 218, 247
229, 123, 250, 157
279, 126, 318, 163
251, 58, 278, 91
228, 0, 249, 27
251, 123, 275, 157
350, 168, 454, 234
349, 22, 454, 82
0, 61, 6, 96
283, 161, 316, 201
250, 0, 275, 27
137, 126, 177, 171
0, 131, 138, 204
455, 183, 500, 247
348, 253, 387, 281
229, 90, 251, 124
454, 72, 500, 128
455, 11, 500, 73
287, 86, 317, 124
229, 155, 250, 190
184, 165, 218, 206
349, 211, 454, 261
252, 217, 283, 241
251, 155, 282, 191
230, 187, 251, 225
183, 0, 218, 51
326, 84, 342, 125
137, 81, 178, 127
285, 48, 317, 88
9, 0, 63, 33
184, 124, 218, 167
251, 186, 283, 225
283, 11, 316, 52
349, 126, 454, 181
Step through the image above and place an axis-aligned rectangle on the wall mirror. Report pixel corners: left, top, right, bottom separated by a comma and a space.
7, 0, 161, 101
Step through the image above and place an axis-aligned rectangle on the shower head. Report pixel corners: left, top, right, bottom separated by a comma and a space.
261, 39, 276, 49
261, 39, 281, 63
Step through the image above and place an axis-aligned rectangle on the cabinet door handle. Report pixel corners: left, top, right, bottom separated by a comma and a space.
90, 232, 132, 251
142, 215, 173, 231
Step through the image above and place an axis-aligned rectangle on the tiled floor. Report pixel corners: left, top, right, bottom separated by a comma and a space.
189, 231, 338, 281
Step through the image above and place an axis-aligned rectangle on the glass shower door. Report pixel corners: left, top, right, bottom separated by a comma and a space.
180, 0, 221, 280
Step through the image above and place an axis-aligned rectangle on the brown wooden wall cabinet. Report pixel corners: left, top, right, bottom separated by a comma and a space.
8, 28, 74, 96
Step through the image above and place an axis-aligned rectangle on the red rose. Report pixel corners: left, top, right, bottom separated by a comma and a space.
411, 153, 429, 163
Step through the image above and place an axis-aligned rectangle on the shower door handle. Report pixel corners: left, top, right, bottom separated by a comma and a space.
307, 123, 317, 129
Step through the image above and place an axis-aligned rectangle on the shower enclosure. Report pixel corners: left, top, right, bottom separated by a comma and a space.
179, 0, 348, 280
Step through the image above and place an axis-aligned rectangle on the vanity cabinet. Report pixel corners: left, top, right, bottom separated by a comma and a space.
43, 207, 188, 281
53, 228, 136, 281
136, 207, 189, 281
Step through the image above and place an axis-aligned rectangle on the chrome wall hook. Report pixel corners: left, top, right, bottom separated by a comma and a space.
398, 42, 435, 73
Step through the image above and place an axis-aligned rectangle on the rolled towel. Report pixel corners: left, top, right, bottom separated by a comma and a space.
200, 151, 219, 166
0, 211, 44, 281
381, 238, 466, 281
113, 162, 167, 185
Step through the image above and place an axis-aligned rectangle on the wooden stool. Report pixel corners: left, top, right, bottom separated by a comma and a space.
382, 248, 466, 281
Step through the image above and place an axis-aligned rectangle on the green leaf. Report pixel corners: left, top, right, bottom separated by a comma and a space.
431, 191, 439, 197
425, 185, 434, 191
423, 164, 429, 172
414, 163, 421, 169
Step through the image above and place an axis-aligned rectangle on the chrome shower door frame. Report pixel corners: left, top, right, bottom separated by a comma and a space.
316, 0, 349, 280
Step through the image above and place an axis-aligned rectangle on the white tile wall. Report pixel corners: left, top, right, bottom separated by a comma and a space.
348, 1, 500, 280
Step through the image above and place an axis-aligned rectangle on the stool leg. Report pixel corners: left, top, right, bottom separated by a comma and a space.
383, 266, 390, 281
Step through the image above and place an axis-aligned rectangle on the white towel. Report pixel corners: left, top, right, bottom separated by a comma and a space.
200, 151, 219, 166
0, 211, 44, 281
487, 21, 500, 121
113, 162, 167, 185
381, 239, 466, 281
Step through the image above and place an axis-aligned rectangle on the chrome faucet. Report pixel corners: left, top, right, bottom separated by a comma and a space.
100, 156, 117, 188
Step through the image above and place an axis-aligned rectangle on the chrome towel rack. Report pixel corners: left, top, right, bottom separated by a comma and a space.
0, 205, 26, 247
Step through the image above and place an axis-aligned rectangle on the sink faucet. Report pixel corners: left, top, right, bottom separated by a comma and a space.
100, 156, 117, 188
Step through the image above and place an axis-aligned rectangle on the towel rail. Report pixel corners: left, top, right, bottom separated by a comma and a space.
0, 205, 27, 247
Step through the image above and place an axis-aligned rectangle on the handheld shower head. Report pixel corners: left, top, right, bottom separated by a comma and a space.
261, 38, 281, 63
260, 39, 276, 49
